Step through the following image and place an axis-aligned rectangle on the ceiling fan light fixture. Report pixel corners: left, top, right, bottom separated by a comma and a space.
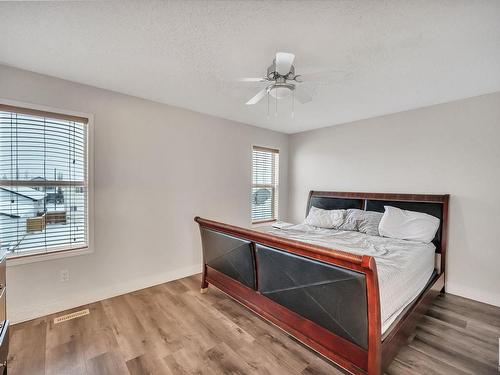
268, 83, 295, 99
269, 86, 290, 99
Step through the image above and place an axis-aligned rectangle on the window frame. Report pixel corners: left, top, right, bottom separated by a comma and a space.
251, 145, 280, 224
0, 99, 94, 266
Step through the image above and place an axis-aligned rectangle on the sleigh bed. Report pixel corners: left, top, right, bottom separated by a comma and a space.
194, 191, 449, 375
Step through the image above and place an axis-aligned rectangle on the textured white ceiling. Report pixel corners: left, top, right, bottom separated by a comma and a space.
1, 1, 499, 133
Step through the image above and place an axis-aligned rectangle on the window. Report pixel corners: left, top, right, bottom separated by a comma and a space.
0, 104, 89, 256
252, 146, 279, 223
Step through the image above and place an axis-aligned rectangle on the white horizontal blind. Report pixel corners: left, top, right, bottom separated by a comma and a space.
252, 146, 279, 223
0, 106, 88, 255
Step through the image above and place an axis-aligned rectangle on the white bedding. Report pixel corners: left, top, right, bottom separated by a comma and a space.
262, 223, 435, 334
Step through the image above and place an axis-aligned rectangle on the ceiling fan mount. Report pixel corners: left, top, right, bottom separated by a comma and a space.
266, 61, 295, 81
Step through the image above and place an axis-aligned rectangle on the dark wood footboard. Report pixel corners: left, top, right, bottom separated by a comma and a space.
195, 217, 382, 375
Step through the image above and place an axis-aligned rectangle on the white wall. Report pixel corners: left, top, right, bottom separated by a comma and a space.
288, 92, 500, 307
0, 64, 289, 323
2, 63, 498, 322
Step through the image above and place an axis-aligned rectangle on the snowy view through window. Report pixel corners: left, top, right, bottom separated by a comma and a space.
251, 147, 279, 223
0, 110, 87, 254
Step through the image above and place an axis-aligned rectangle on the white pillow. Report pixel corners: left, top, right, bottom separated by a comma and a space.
304, 207, 345, 229
379, 206, 440, 243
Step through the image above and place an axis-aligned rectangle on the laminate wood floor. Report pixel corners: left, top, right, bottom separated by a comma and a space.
8, 274, 500, 375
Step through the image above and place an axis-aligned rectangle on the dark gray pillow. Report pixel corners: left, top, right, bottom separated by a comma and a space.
358, 211, 383, 236
337, 209, 383, 236
337, 209, 361, 231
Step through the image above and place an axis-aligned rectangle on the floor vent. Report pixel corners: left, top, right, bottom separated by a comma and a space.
54, 309, 90, 324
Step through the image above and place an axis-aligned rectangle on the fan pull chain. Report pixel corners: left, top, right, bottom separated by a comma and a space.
275, 89, 278, 116
291, 90, 295, 119
267, 91, 270, 119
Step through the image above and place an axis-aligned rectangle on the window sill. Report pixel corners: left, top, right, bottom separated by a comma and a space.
6, 246, 93, 267
251, 219, 277, 227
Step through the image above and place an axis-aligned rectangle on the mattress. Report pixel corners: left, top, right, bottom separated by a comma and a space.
262, 223, 436, 334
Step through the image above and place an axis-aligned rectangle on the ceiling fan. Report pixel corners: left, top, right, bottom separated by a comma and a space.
239, 52, 338, 116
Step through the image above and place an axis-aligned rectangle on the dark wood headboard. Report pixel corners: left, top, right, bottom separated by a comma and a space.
306, 191, 449, 272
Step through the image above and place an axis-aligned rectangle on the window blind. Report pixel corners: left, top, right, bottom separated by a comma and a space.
0, 105, 88, 255
252, 146, 279, 223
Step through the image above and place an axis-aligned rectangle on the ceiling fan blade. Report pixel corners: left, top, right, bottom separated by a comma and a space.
294, 70, 345, 82
275, 52, 295, 75
294, 88, 312, 104
237, 77, 268, 82
246, 88, 268, 105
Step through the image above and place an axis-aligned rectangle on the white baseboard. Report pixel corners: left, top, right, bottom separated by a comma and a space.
446, 282, 500, 307
9, 264, 202, 324
10, 268, 499, 324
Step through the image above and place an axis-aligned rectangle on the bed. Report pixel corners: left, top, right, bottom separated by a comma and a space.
195, 191, 449, 375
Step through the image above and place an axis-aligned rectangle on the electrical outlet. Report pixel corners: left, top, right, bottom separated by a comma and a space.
60, 270, 70, 282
